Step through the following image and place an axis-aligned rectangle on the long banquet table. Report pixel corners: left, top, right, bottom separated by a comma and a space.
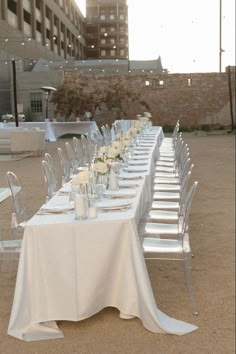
8, 126, 198, 341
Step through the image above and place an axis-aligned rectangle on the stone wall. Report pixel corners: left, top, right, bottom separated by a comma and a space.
64, 68, 236, 129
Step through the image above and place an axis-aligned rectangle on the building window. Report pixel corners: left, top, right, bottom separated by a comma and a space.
36, 20, 41, 32
45, 6, 50, 19
101, 38, 106, 44
110, 38, 115, 44
110, 49, 116, 56
101, 49, 106, 56
187, 78, 192, 87
35, 0, 41, 10
120, 49, 125, 56
100, 27, 106, 33
30, 93, 42, 113
100, 14, 105, 20
7, 0, 17, 14
110, 14, 115, 20
46, 28, 51, 39
23, 9, 31, 25
119, 14, 125, 20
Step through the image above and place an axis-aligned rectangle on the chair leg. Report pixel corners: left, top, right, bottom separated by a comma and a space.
183, 254, 198, 316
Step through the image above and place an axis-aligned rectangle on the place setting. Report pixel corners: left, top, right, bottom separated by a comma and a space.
36, 202, 74, 215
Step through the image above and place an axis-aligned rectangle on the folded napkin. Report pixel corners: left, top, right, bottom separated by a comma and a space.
137, 144, 153, 147
134, 147, 151, 151
133, 155, 148, 160
104, 189, 136, 199
97, 199, 133, 210
123, 166, 148, 173
118, 180, 140, 188
118, 172, 142, 180
133, 151, 151, 156
60, 184, 72, 194
39, 202, 74, 213
128, 160, 148, 166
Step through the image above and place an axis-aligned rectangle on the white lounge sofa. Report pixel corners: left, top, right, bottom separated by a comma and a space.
0, 128, 46, 156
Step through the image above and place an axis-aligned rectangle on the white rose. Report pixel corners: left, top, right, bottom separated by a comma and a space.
107, 147, 120, 159
124, 132, 130, 139
99, 146, 107, 155
78, 170, 90, 184
123, 138, 130, 147
71, 171, 90, 186
112, 141, 121, 149
94, 161, 109, 174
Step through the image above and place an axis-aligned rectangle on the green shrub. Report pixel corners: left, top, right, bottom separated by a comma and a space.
162, 125, 174, 133
200, 124, 211, 132
179, 126, 194, 132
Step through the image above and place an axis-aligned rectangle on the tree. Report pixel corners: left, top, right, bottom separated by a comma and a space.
51, 79, 106, 121
51, 75, 150, 121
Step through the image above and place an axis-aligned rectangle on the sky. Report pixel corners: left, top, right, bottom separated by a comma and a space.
75, 0, 235, 73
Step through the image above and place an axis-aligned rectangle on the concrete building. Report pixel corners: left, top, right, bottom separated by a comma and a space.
0, 0, 86, 119
86, 0, 128, 60
0, 0, 165, 122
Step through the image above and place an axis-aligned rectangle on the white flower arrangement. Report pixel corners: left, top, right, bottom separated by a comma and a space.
71, 170, 91, 187
122, 138, 130, 148
112, 141, 121, 150
98, 146, 108, 155
107, 146, 121, 159
93, 160, 109, 175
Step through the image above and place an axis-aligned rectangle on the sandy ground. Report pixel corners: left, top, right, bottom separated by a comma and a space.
0, 132, 235, 354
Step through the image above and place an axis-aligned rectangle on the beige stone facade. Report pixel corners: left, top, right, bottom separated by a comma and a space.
63, 68, 235, 129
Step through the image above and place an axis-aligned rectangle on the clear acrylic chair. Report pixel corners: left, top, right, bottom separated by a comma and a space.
160, 120, 180, 149
80, 135, 91, 167
152, 165, 193, 211
57, 147, 71, 185
154, 157, 191, 184
101, 125, 111, 146
72, 136, 83, 166
65, 141, 79, 174
157, 141, 188, 169
153, 165, 191, 202
149, 171, 192, 221
154, 163, 194, 193
140, 181, 199, 315
6, 171, 28, 239
155, 143, 189, 176
41, 160, 58, 201
45, 153, 58, 191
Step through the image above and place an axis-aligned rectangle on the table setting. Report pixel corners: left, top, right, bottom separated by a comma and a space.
8, 122, 198, 341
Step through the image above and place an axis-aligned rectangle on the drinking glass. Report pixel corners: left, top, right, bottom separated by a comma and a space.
95, 184, 106, 200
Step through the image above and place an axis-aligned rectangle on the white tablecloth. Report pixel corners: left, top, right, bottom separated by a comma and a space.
0, 122, 98, 142
0, 188, 10, 203
8, 127, 198, 341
